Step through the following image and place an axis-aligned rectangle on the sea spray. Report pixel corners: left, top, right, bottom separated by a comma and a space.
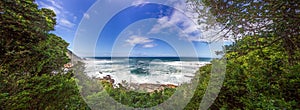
84, 57, 211, 85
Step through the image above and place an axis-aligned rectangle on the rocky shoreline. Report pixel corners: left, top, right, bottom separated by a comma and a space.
97, 75, 178, 93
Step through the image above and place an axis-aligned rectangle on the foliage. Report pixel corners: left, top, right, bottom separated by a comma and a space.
0, 0, 177, 109
78, 77, 176, 109
0, 0, 87, 109
0, 0, 68, 75
0, 72, 89, 109
183, 1, 300, 108
184, 36, 300, 109
101, 81, 176, 108
188, 0, 300, 64
212, 36, 300, 109
184, 64, 212, 109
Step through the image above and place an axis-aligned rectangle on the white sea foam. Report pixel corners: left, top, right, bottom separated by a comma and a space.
83, 58, 210, 85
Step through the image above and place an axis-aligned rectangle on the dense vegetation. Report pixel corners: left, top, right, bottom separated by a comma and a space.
102, 81, 176, 108
185, 36, 300, 109
185, 0, 300, 109
189, 0, 300, 64
1, 0, 299, 109
0, 0, 87, 109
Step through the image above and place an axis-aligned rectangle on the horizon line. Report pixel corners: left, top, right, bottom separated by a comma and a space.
83, 56, 216, 58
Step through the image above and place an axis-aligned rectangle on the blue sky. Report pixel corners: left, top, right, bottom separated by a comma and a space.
36, 0, 228, 58
36, 0, 96, 46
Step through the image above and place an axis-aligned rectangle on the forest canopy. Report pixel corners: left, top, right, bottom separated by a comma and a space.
188, 0, 300, 64
0, 0, 87, 109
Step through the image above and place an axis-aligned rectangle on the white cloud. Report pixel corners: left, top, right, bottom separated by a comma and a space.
148, 9, 201, 42
125, 35, 156, 48
147, 1, 227, 43
126, 35, 153, 46
132, 0, 148, 6
147, 1, 204, 42
143, 44, 156, 48
60, 18, 75, 28
46, 0, 63, 10
148, 17, 170, 33
37, 0, 76, 29
83, 13, 90, 19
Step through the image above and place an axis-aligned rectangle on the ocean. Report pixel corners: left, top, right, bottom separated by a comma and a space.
84, 57, 211, 85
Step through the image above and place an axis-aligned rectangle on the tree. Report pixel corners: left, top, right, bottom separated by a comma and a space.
213, 36, 299, 109
0, 0, 67, 75
184, 36, 300, 109
0, 1, 88, 109
185, 1, 300, 109
188, 0, 300, 64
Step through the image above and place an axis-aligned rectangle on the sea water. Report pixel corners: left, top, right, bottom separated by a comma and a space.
84, 57, 211, 85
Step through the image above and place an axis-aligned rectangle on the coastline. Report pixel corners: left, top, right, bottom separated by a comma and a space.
83, 58, 210, 85
97, 75, 178, 92
67, 52, 211, 92
83, 58, 210, 92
